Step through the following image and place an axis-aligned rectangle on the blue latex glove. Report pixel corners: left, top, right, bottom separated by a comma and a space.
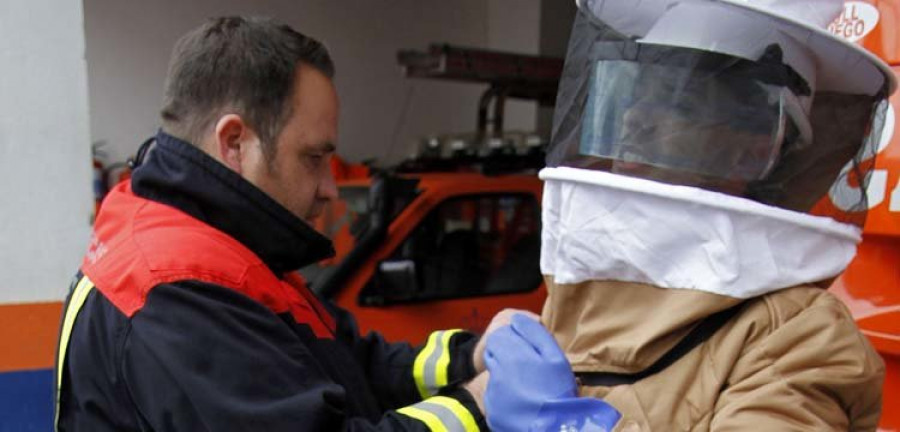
484, 314, 621, 432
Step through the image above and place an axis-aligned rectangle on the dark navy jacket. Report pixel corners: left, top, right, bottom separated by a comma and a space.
54, 132, 485, 431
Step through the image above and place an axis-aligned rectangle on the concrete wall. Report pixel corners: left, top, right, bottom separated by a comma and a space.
538, 0, 578, 137
0, 2, 92, 425
540, 0, 577, 57
488, 0, 542, 135
0, 0, 93, 304
84, 0, 541, 167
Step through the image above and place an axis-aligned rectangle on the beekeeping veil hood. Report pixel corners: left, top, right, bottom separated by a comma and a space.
541, 0, 896, 298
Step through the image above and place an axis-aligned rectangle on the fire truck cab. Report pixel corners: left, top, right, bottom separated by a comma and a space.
301, 45, 560, 342
303, 165, 546, 343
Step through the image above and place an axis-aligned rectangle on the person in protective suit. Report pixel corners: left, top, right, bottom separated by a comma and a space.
482, 0, 894, 430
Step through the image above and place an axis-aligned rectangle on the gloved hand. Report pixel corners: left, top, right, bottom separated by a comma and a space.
473, 308, 541, 373
484, 314, 621, 432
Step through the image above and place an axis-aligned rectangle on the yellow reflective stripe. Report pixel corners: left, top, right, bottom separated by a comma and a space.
397, 405, 449, 432
414, 331, 442, 399
397, 396, 481, 432
56, 276, 95, 388
428, 396, 480, 432
434, 330, 462, 390
414, 329, 464, 399
54, 276, 95, 431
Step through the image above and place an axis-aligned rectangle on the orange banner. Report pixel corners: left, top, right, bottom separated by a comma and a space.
0, 302, 63, 373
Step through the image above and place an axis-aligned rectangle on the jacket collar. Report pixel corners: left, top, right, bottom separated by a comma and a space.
130, 131, 334, 274
542, 278, 742, 374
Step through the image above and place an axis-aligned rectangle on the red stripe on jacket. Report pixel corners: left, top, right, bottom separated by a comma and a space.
81, 182, 335, 339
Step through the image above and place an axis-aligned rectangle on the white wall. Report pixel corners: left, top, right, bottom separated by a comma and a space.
84, 0, 541, 166
538, 0, 578, 136
488, 0, 541, 135
0, 1, 93, 303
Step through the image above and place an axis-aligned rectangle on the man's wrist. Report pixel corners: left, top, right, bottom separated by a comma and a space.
461, 371, 488, 415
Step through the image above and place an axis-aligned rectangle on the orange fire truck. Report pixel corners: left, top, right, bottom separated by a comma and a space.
305, 166, 547, 343
299, 44, 559, 343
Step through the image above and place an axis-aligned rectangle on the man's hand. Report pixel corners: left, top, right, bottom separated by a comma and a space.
472, 309, 540, 373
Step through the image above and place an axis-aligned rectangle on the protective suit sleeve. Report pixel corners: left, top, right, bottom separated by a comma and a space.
710, 298, 884, 431
328, 304, 479, 409
485, 314, 621, 432
121, 281, 484, 431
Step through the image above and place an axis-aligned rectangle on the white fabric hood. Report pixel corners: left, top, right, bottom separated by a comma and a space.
540, 167, 861, 299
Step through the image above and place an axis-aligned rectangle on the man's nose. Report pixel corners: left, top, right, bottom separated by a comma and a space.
318, 171, 339, 200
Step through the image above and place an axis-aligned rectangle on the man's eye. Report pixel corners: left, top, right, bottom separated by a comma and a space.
307, 154, 330, 169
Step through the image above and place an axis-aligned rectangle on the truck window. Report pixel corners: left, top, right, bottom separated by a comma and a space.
301, 185, 370, 286
364, 193, 542, 304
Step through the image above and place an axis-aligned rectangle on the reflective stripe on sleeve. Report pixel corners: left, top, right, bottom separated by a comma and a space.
397, 396, 480, 432
54, 275, 96, 431
413, 329, 463, 399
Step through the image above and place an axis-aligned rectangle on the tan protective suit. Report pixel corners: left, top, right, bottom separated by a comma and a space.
543, 279, 884, 431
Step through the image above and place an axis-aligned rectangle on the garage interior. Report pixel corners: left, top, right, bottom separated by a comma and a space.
0, 1, 576, 429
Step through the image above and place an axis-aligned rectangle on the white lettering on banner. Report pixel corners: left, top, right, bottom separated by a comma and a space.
829, 102, 898, 212
828, 2, 880, 42
86, 234, 108, 264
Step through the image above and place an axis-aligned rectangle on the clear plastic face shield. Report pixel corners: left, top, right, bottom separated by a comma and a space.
548, 5, 890, 227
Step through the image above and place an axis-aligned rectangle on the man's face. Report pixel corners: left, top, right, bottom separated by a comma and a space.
244, 65, 339, 223
612, 102, 765, 195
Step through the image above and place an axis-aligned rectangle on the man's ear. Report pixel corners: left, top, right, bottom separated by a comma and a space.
213, 114, 250, 174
